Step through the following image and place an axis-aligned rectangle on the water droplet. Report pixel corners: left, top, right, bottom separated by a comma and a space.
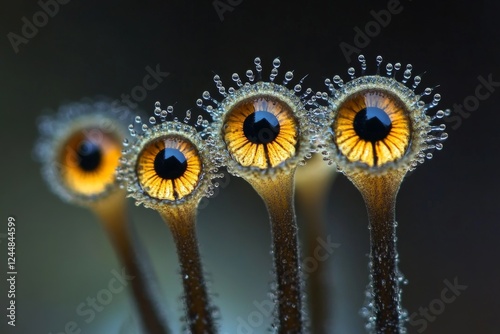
246, 70, 254, 81
348, 67, 355, 78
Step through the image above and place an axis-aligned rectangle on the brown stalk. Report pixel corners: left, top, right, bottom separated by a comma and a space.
91, 189, 171, 334
247, 170, 303, 334
349, 170, 406, 334
159, 203, 216, 334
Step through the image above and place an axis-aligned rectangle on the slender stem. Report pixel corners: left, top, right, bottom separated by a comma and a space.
296, 156, 337, 334
349, 171, 405, 334
91, 189, 171, 334
159, 204, 216, 334
247, 171, 303, 334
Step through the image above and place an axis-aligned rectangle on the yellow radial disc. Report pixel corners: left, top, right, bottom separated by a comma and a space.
333, 90, 411, 167
137, 137, 202, 201
223, 96, 298, 169
60, 129, 122, 196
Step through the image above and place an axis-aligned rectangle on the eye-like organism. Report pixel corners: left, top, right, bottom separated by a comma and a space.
117, 104, 222, 334
320, 55, 448, 333
35, 100, 129, 205
198, 57, 319, 333
34, 99, 171, 334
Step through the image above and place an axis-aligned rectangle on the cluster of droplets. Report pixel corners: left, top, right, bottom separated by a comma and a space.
360, 222, 410, 333
318, 54, 449, 173
196, 57, 316, 120
125, 102, 212, 139
194, 57, 325, 178
116, 102, 223, 208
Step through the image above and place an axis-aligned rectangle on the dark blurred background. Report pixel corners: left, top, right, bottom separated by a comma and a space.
1, 0, 499, 333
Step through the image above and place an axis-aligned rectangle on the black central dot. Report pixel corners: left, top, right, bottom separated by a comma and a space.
243, 110, 280, 144
77, 141, 102, 171
154, 148, 187, 180
353, 107, 392, 142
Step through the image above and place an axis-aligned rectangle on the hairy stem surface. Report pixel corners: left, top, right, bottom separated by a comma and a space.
247, 171, 303, 334
349, 171, 405, 334
160, 204, 216, 334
